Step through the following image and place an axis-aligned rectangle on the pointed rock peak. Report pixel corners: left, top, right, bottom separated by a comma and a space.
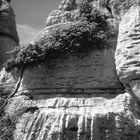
0, 0, 19, 42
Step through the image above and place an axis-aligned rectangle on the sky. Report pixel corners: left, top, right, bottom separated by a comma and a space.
11, 0, 62, 44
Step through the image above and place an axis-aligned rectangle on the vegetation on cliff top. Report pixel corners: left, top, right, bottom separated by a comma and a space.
5, 21, 108, 71
5, 4, 109, 71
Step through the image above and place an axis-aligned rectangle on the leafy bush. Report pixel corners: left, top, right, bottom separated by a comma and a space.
5, 20, 108, 71
5, 0, 110, 71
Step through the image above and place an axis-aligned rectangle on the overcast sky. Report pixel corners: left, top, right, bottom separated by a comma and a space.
11, 0, 62, 44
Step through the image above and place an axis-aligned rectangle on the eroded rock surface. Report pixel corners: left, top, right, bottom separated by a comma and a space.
46, 0, 112, 27
2, 0, 140, 140
0, 0, 19, 42
16, 49, 122, 96
6, 93, 140, 140
115, 4, 140, 104
0, 0, 19, 68
115, 6, 140, 84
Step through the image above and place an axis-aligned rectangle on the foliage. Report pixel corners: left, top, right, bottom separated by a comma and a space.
5, 21, 109, 71
79, 0, 107, 24
0, 99, 16, 140
4, 0, 111, 71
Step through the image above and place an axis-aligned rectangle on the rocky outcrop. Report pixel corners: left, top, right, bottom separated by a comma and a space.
0, 0, 19, 97
16, 49, 122, 96
115, 5, 140, 104
0, 68, 21, 98
2, 0, 140, 140
0, 0, 19, 68
115, 6, 140, 84
0, 36, 17, 67
5, 93, 140, 140
46, 0, 112, 27
0, 0, 19, 42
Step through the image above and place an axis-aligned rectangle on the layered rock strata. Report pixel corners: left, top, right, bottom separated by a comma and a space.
16, 49, 122, 96
115, 5, 140, 104
6, 93, 140, 140
2, 0, 140, 140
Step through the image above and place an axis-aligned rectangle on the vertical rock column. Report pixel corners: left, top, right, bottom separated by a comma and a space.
0, 0, 19, 68
115, 5, 140, 102
0, 0, 19, 97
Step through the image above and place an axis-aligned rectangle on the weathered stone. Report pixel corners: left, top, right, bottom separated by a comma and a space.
0, 68, 20, 98
115, 6, 140, 84
46, 0, 108, 27
46, 0, 139, 27
0, 0, 19, 68
0, 0, 19, 42
16, 49, 123, 96
5, 93, 140, 140
2, 0, 140, 140
0, 36, 17, 68
129, 80, 140, 102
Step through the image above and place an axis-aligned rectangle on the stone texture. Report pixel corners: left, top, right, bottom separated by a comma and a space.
0, 68, 20, 98
114, 1, 140, 133
16, 49, 123, 96
46, 0, 139, 27
46, 0, 81, 27
5, 93, 140, 140
0, 0, 20, 96
129, 80, 140, 102
115, 6, 140, 84
2, 0, 140, 140
46, 0, 114, 27
0, 36, 17, 68
0, 0, 19, 68
0, 0, 19, 42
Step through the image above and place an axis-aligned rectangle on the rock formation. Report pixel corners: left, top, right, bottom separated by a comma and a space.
115, 4, 140, 104
0, 0, 19, 67
1, 0, 140, 140
0, 0, 19, 139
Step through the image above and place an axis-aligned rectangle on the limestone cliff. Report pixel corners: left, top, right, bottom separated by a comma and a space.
0, 0, 19, 67
0, 0, 19, 139
115, 4, 140, 105
1, 0, 140, 140
0, 0, 19, 98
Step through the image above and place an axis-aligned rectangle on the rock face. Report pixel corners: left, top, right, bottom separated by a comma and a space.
115, 5, 140, 103
0, 0, 19, 97
46, 0, 112, 27
0, 0, 19, 67
115, 6, 140, 84
0, 36, 17, 67
6, 93, 140, 140
0, 0, 19, 42
16, 49, 122, 96
2, 0, 140, 140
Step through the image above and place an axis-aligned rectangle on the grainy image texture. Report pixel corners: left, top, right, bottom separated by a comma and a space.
1, 0, 140, 140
